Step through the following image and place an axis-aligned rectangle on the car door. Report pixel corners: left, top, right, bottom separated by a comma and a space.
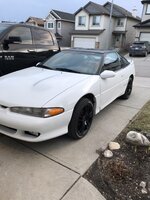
119, 54, 131, 90
100, 52, 123, 109
32, 27, 58, 63
2, 26, 37, 75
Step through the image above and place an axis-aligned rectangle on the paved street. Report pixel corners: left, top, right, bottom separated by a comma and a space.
126, 54, 150, 78
0, 56, 150, 200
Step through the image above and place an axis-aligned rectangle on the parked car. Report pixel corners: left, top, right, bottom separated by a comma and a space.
0, 23, 59, 76
0, 49, 135, 142
129, 41, 150, 57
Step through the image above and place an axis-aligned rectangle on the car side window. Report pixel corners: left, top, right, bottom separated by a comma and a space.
102, 52, 121, 72
7, 27, 32, 44
32, 29, 53, 45
119, 55, 129, 68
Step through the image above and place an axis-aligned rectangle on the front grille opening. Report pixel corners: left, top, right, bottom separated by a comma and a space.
0, 124, 17, 134
24, 131, 40, 137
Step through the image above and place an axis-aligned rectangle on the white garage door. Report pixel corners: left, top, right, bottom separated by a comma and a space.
74, 38, 96, 48
140, 33, 150, 42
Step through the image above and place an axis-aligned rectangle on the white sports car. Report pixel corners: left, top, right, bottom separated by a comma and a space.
0, 49, 135, 142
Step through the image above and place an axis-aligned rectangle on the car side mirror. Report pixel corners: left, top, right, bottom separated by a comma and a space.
4, 36, 22, 45
36, 62, 42, 66
100, 70, 116, 79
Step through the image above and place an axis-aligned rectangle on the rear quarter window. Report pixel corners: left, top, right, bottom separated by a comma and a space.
32, 28, 54, 45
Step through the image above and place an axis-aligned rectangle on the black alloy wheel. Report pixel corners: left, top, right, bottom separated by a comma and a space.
120, 77, 133, 99
68, 98, 94, 139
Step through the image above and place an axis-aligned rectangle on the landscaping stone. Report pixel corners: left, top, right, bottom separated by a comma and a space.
108, 142, 120, 150
146, 133, 150, 139
147, 182, 150, 192
126, 131, 150, 146
140, 181, 148, 194
103, 150, 113, 158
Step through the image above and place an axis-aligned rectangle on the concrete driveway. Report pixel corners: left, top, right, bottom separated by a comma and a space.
0, 56, 150, 200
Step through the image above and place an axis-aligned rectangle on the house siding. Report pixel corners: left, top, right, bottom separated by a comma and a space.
142, 4, 150, 22
75, 10, 89, 30
60, 21, 74, 47
72, 2, 140, 49
45, 11, 75, 47
125, 19, 138, 48
133, 0, 150, 42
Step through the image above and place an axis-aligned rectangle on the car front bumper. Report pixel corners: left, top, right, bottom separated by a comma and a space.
0, 107, 73, 142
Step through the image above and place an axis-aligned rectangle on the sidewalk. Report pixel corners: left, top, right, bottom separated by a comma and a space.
0, 76, 150, 200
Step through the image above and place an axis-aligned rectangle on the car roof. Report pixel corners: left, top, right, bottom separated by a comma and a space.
0, 22, 49, 31
62, 48, 117, 54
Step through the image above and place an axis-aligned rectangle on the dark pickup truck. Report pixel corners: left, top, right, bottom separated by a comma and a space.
0, 23, 59, 76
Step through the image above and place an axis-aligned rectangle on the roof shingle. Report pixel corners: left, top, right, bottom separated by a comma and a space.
134, 19, 150, 27
104, 1, 140, 20
52, 10, 75, 21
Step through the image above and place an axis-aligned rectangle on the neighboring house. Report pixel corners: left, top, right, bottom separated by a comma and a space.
44, 10, 75, 47
26, 17, 44, 27
71, 1, 140, 49
134, 0, 150, 42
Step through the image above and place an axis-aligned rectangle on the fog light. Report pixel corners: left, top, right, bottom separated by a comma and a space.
25, 131, 40, 137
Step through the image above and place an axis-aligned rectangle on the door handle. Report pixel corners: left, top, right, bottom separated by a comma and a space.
27, 50, 35, 53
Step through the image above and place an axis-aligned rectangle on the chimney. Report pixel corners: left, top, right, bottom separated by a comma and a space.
132, 7, 137, 18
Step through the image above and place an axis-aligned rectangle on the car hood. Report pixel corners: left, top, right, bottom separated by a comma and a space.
0, 67, 91, 107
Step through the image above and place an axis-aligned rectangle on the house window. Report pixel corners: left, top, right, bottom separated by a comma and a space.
92, 16, 100, 26
47, 22, 54, 29
146, 4, 150, 14
57, 22, 61, 29
117, 19, 124, 27
78, 16, 86, 26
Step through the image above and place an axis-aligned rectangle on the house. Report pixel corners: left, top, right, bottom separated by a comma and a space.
71, 1, 140, 49
134, 0, 150, 42
44, 10, 75, 47
26, 17, 44, 27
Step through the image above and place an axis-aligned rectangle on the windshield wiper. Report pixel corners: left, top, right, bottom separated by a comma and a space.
36, 63, 53, 70
54, 67, 80, 74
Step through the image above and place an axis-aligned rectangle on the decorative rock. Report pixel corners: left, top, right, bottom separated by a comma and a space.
140, 181, 148, 194
140, 181, 146, 188
109, 142, 120, 150
141, 188, 148, 194
146, 133, 150, 139
126, 131, 150, 146
148, 182, 150, 192
103, 150, 113, 158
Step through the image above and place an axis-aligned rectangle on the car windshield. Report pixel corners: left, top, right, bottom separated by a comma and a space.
43, 51, 102, 75
0, 24, 11, 34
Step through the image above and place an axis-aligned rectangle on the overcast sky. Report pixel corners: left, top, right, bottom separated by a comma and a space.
0, 0, 143, 22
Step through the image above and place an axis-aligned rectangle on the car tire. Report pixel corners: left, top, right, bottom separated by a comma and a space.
68, 98, 94, 139
120, 77, 133, 99
129, 54, 132, 57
